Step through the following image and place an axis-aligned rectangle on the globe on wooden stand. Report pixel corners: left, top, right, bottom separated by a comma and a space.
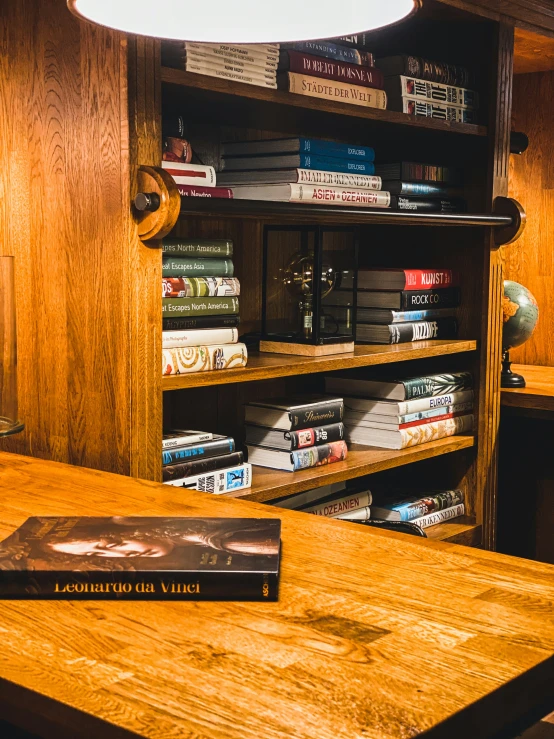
501, 280, 539, 388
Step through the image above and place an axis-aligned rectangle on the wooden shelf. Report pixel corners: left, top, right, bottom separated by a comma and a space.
162, 339, 478, 391
426, 517, 481, 545
228, 436, 475, 503
177, 196, 512, 227
161, 67, 487, 137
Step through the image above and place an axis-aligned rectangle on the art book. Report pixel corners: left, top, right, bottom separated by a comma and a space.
0, 517, 281, 601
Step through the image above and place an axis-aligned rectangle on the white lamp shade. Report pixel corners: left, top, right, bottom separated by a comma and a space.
68, 0, 417, 44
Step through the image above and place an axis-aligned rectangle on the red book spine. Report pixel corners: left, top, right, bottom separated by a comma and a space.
399, 410, 461, 430
177, 185, 233, 199
402, 269, 457, 289
285, 50, 384, 90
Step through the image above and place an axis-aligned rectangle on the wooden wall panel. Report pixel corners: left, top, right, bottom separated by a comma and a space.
0, 0, 144, 475
506, 70, 554, 366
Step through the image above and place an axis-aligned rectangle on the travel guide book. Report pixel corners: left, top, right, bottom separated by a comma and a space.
0, 517, 281, 601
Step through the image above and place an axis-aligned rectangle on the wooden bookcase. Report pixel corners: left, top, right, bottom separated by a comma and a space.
6, 0, 548, 551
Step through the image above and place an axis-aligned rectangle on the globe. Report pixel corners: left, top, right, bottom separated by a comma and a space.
501, 280, 539, 388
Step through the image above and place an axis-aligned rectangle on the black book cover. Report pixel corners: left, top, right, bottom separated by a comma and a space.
247, 397, 344, 431
162, 315, 241, 331
392, 196, 467, 213
162, 451, 244, 482
401, 287, 460, 310
0, 517, 281, 601
162, 436, 235, 466
287, 422, 345, 450
375, 162, 462, 184
356, 317, 458, 344
382, 181, 462, 197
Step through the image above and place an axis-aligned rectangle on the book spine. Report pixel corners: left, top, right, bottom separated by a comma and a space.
386, 490, 465, 522
162, 315, 240, 331
197, 42, 280, 61
398, 414, 473, 449
162, 297, 239, 316
286, 422, 345, 450
290, 440, 348, 471
282, 51, 384, 89
298, 137, 375, 162
162, 239, 233, 257
289, 183, 389, 207
399, 401, 474, 425
402, 163, 461, 183
400, 287, 461, 310
162, 437, 236, 465
184, 47, 278, 72
162, 328, 238, 349
401, 98, 477, 123
162, 258, 234, 278
162, 452, 244, 482
297, 169, 382, 189
162, 277, 240, 298
397, 269, 456, 290
392, 76, 479, 110
285, 41, 371, 66
335, 34, 374, 57
387, 318, 458, 344
185, 62, 277, 89
298, 156, 376, 175
304, 490, 371, 517
284, 73, 387, 110
290, 399, 344, 430
397, 389, 474, 415
164, 463, 253, 494
162, 432, 214, 450
399, 409, 466, 429
0, 568, 276, 601
162, 343, 247, 375
184, 42, 279, 67
185, 54, 277, 83
393, 196, 466, 213
334, 506, 371, 521
406, 57, 472, 88
402, 372, 473, 401
161, 162, 217, 186
389, 308, 455, 323
177, 184, 234, 199
383, 181, 461, 197
410, 503, 465, 529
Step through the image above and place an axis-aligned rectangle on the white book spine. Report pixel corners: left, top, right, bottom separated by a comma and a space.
296, 169, 382, 190
410, 503, 465, 529
347, 414, 474, 449
188, 42, 280, 61
303, 491, 372, 517
162, 328, 238, 349
286, 72, 387, 110
335, 506, 371, 521
161, 161, 217, 187
185, 62, 277, 89
184, 48, 278, 74
162, 432, 213, 450
402, 98, 476, 123
289, 183, 390, 208
397, 76, 479, 110
163, 463, 252, 494
185, 52, 277, 82
343, 390, 474, 416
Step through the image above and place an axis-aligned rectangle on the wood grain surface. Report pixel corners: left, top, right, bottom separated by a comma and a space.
0, 452, 553, 739
501, 364, 554, 412
514, 28, 554, 74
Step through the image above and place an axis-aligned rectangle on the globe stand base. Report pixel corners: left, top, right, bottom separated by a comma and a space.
501, 350, 526, 388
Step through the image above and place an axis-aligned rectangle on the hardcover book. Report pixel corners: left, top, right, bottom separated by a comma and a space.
162, 238, 233, 257
164, 462, 253, 493
162, 435, 236, 466
282, 72, 388, 110
245, 396, 344, 431
371, 490, 464, 522
355, 317, 458, 344
346, 413, 474, 449
301, 488, 372, 517
340, 389, 474, 416
162, 297, 239, 317
162, 429, 214, 450
162, 328, 238, 349
269, 482, 347, 510
162, 258, 234, 278
283, 40, 373, 66
353, 308, 454, 324
246, 440, 348, 471
177, 185, 234, 199
163, 41, 280, 66
0, 517, 281, 601
400, 98, 477, 123
162, 315, 240, 331
178, 44, 278, 70
355, 287, 461, 311
184, 62, 277, 89
161, 161, 217, 187
222, 137, 376, 161
345, 401, 473, 429
374, 162, 462, 184
217, 169, 382, 189
279, 51, 384, 89
222, 153, 376, 175
375, 55, 472, 87
162, 277, 240, 298
410, 503, 465, 528
392, 196, 466, 213
325, 371, 473, 401
162, 344, 247, 376
385, 76, 479, 110
358, 268, 458, 291
231, 183, 390, 207
382, 181, 462, 197
244, 421, 345, 450
184, 53, 277, 83
162, 451, 244, 482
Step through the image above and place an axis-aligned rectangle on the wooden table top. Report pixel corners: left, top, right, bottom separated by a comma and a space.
501, 364, 554, 413
0, 452, 554, 739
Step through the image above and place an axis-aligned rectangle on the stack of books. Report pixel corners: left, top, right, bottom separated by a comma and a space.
162, 41, 279, 89
278, 39, 387, 110
244, 396, 348, 471
376, 54, 478, 123
218, 137, 391, 208
270, 481, 372, 521
352, 268, 461, 344
162, 238, 247, 376
161, 114, 233, 200
325, 371, 474, 450
374, 160, 466, 213
162, 429, 252, 493
367, 489, 466, 529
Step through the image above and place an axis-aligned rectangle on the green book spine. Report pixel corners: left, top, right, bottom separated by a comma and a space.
162, 258, 234, 277
162, 297, 240, 317
162, 239, 234, 257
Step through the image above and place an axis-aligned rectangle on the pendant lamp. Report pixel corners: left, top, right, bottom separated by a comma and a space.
68, 0, 418, 43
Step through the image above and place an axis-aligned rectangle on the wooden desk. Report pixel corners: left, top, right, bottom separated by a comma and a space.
501, 364, 554, 414
0, 453, 554, 739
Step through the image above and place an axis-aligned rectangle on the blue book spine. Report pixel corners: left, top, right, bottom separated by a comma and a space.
162, 438, 235, 465
287, 40, 362, 66
298, 138, 375, 162
391, 309, 451, 323
299, 154, 375, 175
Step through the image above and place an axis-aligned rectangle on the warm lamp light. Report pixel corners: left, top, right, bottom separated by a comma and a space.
67, 0, 418, 43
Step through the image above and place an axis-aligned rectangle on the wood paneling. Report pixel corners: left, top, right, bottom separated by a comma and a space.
0, 452, 554, 739
515, 28, 554, 74
507, 71, 554, 366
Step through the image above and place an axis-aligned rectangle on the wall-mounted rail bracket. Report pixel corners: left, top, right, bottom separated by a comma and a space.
134, 165, 180, 242
493, 196, 526, 247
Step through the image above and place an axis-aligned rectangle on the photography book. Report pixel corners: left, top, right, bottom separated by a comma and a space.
371, 490, 464, 522
162, 435, 235, 465
346, 414, 473, 449
375, 55, 472, 87
245, 422, 345, 451
325, 371, 473, 401
247, 440, 348, 471
0, 517, 281, 601
357, 268, 457, 291
162, 452, 244, 482
221, 153, 376, 175
244, 396, 344, 431
222, 137, 375, 161
218, 169, 382, 189
355, 317, 458, 344
231, 183, 390, 207
355, 287, 461, 311
341, 389, 474, 416
279, 51, 384, 89
164, 462, 252, 493
162, 238, 233, 257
